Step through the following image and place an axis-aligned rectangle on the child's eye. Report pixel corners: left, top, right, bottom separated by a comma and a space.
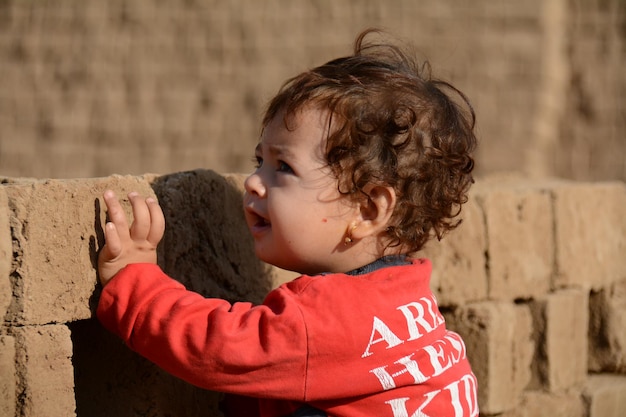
277, 161, 294, 174
252, 156, 263, 169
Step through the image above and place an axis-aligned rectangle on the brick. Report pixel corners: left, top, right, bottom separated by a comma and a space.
69, 319, 223, 417
0, 187, 11, 319
4, 175, 156, 325
552, 182, 626, 289
531, 289, 588, 391
584, 374, 626, 417
14, 325, 76, 417
588, 279, 626, 372
0, 336, 16, 417
422, 193, 488, 306
474, 180, 553, 301
152, 170, 275, 304
499, 390, 585, 417
444, 301, 533, 414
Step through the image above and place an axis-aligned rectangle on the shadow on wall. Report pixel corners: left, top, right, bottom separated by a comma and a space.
71, 169, 273, 417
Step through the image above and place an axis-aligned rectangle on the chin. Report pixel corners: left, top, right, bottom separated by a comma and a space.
253, 246, 324, 275
256, 254, 305, 275
254, 248, 285, 269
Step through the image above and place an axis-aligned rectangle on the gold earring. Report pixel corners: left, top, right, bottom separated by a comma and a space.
344, 224, 357, 245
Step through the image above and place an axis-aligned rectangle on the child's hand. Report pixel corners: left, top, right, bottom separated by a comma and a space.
98, 190, 166, 286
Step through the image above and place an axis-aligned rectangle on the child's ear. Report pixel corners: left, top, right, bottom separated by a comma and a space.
351, 185, 396, 240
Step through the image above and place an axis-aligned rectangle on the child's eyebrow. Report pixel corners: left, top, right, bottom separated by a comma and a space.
257, 142, 296, 160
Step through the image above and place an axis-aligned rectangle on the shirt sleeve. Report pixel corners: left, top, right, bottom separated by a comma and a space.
97, 263, 309, 400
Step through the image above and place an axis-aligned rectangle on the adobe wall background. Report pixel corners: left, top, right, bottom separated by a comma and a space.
0, 0, 624, 182
1, 1, 625, 417
0, 172, 625, 417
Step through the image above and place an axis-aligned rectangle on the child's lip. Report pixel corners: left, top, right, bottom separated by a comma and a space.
245, 207, 271, 235
251, 219, 271, 235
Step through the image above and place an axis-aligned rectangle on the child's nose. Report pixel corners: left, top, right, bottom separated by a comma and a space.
244, 172, 266, 197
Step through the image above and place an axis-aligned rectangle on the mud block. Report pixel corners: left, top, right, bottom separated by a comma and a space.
584, 374, 626, 417
444, 301, 534, 414
150, 170, 275, 304
70, 319, 223, 417
588, 280, 626, 372
4, 175, 156, 325
508, 390, 585, 417
531, 289, 588, 391
14, 325, 76, 417
552, 182, 626, 289
474, 181, 553, 301
0, 187, 11, 319
0, 336, 16, 417
422, 193, 488, 306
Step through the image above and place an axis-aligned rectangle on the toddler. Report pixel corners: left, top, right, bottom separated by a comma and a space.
97, 29, 478, 417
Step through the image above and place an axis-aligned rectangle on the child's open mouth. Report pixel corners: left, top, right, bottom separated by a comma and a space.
255, 217, 270, 228
250, 217, 270, 236
245, 209, 271, 236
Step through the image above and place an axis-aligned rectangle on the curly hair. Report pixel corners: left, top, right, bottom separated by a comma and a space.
262, 29, 477, 253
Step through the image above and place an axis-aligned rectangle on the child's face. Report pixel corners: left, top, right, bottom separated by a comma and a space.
243, 107, 357, 275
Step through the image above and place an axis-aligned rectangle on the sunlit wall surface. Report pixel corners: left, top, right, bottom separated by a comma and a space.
0, 0, 624, 181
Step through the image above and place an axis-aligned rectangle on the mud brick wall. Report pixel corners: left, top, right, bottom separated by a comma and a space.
0, 171, 625, 417
0, 0, 625, 182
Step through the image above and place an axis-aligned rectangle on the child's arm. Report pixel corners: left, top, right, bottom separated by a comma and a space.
98, 190, 165, 286
96, 191, 310, 400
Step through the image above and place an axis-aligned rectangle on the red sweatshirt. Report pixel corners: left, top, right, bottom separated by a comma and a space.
97, 258, 478, 417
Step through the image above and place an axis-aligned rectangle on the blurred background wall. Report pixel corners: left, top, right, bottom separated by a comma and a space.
0, 0, 624, 181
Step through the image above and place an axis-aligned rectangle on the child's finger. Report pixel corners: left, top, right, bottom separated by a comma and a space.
103, 221, 123, 260
103, 190, 131, 240
146, 197, 165, 247
128, 192, 152, 240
